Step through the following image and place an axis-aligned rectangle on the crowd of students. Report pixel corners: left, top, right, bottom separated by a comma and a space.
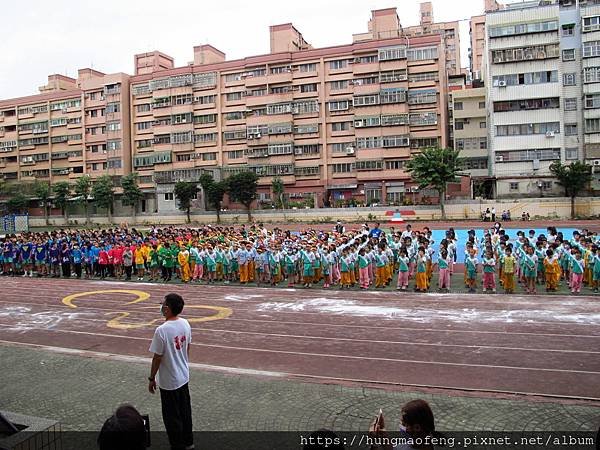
1, 221, 599, 294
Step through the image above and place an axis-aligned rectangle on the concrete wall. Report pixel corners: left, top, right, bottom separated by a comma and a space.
27, 197, 600, 227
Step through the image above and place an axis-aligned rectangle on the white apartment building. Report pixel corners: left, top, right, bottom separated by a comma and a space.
486, 0, 600, 198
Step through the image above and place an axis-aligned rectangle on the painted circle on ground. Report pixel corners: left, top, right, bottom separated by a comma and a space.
62, 290, 150, 308
107, 305, 233, 330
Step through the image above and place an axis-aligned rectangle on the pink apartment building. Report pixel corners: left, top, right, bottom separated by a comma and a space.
1, 4, 468, 214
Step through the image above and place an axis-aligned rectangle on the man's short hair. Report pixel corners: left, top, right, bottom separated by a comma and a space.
98, 404, 146, 450
164, 293, 184, 316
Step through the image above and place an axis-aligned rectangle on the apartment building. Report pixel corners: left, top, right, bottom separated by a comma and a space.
452, 87, 490, 195
0, 71, 131, 188
486, 0, 588, 198
470, 0, 503, 80
402, 2, 462, 76
130, 8, 457, 212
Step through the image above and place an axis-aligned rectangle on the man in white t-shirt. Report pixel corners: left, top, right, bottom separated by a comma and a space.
149, 293, 194, 450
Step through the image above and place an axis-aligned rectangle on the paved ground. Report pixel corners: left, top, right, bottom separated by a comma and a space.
1, 277, 599, 437
2, 344, 599, 433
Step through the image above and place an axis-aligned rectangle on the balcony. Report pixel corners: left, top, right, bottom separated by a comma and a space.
85, 133, 106, 143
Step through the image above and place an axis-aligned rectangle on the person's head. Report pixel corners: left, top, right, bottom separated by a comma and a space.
505, 247, 512, 256
400, 399, 436, 440
97, 404, 146, 450
440, 249, 448, 259
161, 293, 184, 318
485, 249, 492, 259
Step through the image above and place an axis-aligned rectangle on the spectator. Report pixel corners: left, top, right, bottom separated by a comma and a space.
369, 223, 382, 239
97, 404, 147, 450
369, 399, 439, 450
148, 293, 194, 450
491, 207, 496, 222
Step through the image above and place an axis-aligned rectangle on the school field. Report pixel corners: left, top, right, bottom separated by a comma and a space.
1, 277, 599, 435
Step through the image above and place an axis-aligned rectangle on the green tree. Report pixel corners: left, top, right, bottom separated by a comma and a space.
74, 175, 92, 225
174, 181, 199, 223
7, 191, 30, 214
550, 161, 593, 219
227, 171, 259, 222
92, 175, 115, 223
405, 147, 463, 219
206, 180, 228, 224
33, 181, 51, 226
199, 172, 216, 210
271, 177, 285, 209
121, 173, 144, 220
53, 181, 71, 221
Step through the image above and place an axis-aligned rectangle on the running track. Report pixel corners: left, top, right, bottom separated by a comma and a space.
1, 278, 599, 402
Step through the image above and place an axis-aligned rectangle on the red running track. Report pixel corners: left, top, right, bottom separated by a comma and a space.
0, 278, 599, 401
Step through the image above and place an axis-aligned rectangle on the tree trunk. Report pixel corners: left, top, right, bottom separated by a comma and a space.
440, 188, 446, 220
44, 203, 49, 226
186, 207, 191, 224
571, 195, 575, 220
246, 204, 252, 223
216, 207, 221, 224
131, 204, 137, 225
85, 202, 90, 225
107, 207, 112, 224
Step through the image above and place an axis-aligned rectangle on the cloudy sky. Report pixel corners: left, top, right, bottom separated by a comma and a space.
1, 0, 493, 100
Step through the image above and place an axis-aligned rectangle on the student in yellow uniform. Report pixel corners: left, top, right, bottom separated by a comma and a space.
178, 245, 191, 283
134, 243, 146, 281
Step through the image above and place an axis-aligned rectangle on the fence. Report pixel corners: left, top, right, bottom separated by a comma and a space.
1, 214, 29, 233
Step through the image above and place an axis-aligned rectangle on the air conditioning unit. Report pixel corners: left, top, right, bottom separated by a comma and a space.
255, 133, 262, 139
22, 157, 34, 163
498, 80, 507, 87
354, 122, 363, 128
495, 155, 504, 162
546, 131, 555, 138
346, 147, 355, 155
593, 159, 600, 166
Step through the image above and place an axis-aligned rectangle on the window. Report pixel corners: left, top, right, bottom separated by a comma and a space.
462, 158, 488, 170
226, 92, 243, 101
107, 140, 121, 150
584, 67, 600, 83
193, 72, 217, 88
585, 94, 600, 109
107, 121, 121, 131
295, 166, 320, 176
408, 72, 438, 83
380, 69, 407, 83
378, 46, 406, 61
267, 103, 292, 115
223, 129, 247, 141
329, 60, 348, 70
409, 112, 437, 126
380, 88, 406, 104
381, 114, 408, 126
407, 89, 437, 105
455, 121, 464, 130
355, 160, 383, 171
222, 111, 242, 121
268, 123, 293, 135
385, 160, 405, 170
294, 100, 319, 114
562, 49, 576, 61
583, 16, 600, 32
354, 116, 381, 128
332, 122, 351, 132
564, 98, 577, 111
136, 104, 151, 113
330, 80, 349, 90
542, 181, 552, 190
202, 153, 217, 161
586, 118, 600, 133
136, 139, 152, 149
300, 83, 317, 93
195, 113, 217, 124
195, 132, 217, 143
195, 94, 216, 105
105, 102, 120, 113
164, 193, 174, 201
565, 124, 578, 135
496, 122, 560, 136
583, 41, 600, 58
488, 20, 558, 38
225, 73, 243, 82
132, 84, 150, 96
510, 182, 519, 191
332, 163, 355, 173
492, 70, 558, 87
565, 148, 578, 160
331, 142, 354, 153
407, 47, 438, 61
270, 66, 291, 74
493, 97, 560, 112
480, 121, 486, 129
176, 154, 192, 162
411, 138, 438, 149
562, 24, 575, 36
353, 94, 379, 106
491, 44, 560, 63
382, 135, 409, 148
479, 101, 485, 109
294, 124, 318, 134
294, 145, 320, 156
227, 150, 244, 159
454, 102, 463, 110
356, 136, 382, 149
298, 63, 317, 72
329, 100, 350, 112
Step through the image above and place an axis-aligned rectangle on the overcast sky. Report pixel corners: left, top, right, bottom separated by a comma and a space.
1, 0, 493, 100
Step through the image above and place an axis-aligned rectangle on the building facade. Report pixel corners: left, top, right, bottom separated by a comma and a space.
485, 0, 593, 197
0, 71, 131, 190
1, 4, 468, 213
129, 8, 459, 212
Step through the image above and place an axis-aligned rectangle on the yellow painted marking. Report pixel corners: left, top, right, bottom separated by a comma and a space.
106, 305, 232, 330
62, 290, 150, 309
62, 290, 231, 329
